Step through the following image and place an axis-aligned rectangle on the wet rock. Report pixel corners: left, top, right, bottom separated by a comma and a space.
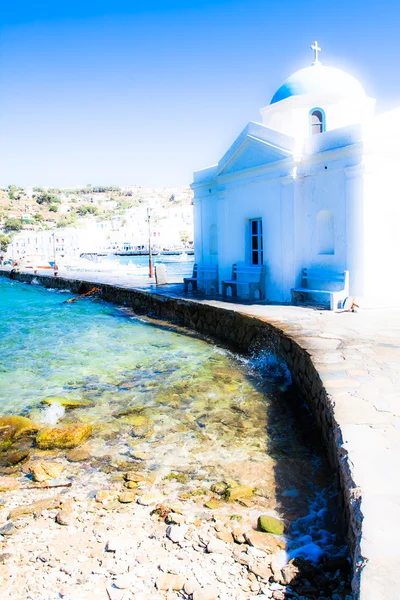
280, 562, 300, 584
156, 573, 185, 591
41, 396, 93, 408
322, 556, 351, 573
244, 530, 285, 554
120, 413, 154, 438
0, 477, 21, 492
253, 486, 274, 499
118, 491, 136, 503
0, 521, 16, 536
95, 490, 118, 504
204, 500, 223, 510
0, 416, 39, 438
36, 424, 92, 449
8, 496, 61, 520
258, 515, 285, 535
163, 472, 189, 484
30, 461, 65, 482
210, 481, 228, 495
66, 447, 91, 462
0, 426, 13, 452
225, 485, 253, 502
123, 481, 138, 489
2, 449, 30, 466
124, 471, 145, 482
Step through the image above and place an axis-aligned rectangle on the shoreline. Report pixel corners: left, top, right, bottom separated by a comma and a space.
1, 269, 400, 599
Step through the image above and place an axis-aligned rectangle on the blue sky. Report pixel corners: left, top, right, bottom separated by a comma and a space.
1, 0, 400, 188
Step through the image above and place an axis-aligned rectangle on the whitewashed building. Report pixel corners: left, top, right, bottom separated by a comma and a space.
192, 43, 400, 307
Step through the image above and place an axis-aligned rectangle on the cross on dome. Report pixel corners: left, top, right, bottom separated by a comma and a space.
311, 41, 321, 65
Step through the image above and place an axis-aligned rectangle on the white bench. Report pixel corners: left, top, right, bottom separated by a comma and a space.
291, 268, 349, 311
183, 263, 218, 294
222, 263, 266, 301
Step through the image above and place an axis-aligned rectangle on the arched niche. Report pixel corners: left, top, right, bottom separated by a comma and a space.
317, 210, 335, 255
210, 224, 218, 257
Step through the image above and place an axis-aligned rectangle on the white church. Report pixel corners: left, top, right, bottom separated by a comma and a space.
191, 43, 400, 308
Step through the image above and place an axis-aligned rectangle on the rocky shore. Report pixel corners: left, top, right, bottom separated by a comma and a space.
0, 433, 352, 600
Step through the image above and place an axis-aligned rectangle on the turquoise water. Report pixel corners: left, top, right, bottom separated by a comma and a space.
0, 277, 351, 579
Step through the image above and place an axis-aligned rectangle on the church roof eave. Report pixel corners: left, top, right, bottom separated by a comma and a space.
191, 121, 295, 188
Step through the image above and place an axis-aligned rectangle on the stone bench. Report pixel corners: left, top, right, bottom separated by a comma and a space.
221, 264, 266, 301
291, 268, 349, 311
183, 264, 218, 294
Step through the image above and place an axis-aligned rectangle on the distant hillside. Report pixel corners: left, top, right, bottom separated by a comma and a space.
0, 185, 193, 234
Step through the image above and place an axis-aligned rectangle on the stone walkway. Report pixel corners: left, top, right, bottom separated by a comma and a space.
4, 267, 400, 599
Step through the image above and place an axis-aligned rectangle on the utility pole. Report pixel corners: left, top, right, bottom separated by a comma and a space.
147, 207, 153, 279
52, 231, 58, 276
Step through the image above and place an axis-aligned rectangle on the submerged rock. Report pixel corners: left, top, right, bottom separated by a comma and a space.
41, 396, 93, 409
0, 416, 39, 451
225, 485, 253, 502
124, 471, 145, 482
36, 424, 92, 449
210, 481, 228, 495
163, 472, 189, 484
95, 490, 118, 504
118, 491, 136, 503
30, 462, 65, 482
1, 449, 30, 467
0, 477, 21, 492
0, 426, 14, 452
66, 447, 91, 462
257, 515, 285, 535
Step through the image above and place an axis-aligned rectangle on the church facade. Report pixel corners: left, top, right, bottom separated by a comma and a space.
191, 43, 400, 307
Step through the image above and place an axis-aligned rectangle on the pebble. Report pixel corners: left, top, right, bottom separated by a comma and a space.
137, 494, 157, 506
118, 491, 136, 503
166, 525, 187, 544
56, 510, 74, 526
184, 577, 201, 595
207, 538, 231, 555
166, 512, 186, 525
0, 521, 16, 536
96, 490, 118, 504
114, 575, 134, 589
192, 585, 219, 600
156, 573, 185, 591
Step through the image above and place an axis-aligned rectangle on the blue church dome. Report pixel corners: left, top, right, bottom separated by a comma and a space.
270, 64, 366, 105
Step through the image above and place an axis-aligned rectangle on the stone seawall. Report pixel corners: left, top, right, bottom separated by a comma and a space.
1, 271, 362, 596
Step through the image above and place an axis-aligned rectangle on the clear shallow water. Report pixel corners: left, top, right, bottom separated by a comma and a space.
0, 277, 350, 571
